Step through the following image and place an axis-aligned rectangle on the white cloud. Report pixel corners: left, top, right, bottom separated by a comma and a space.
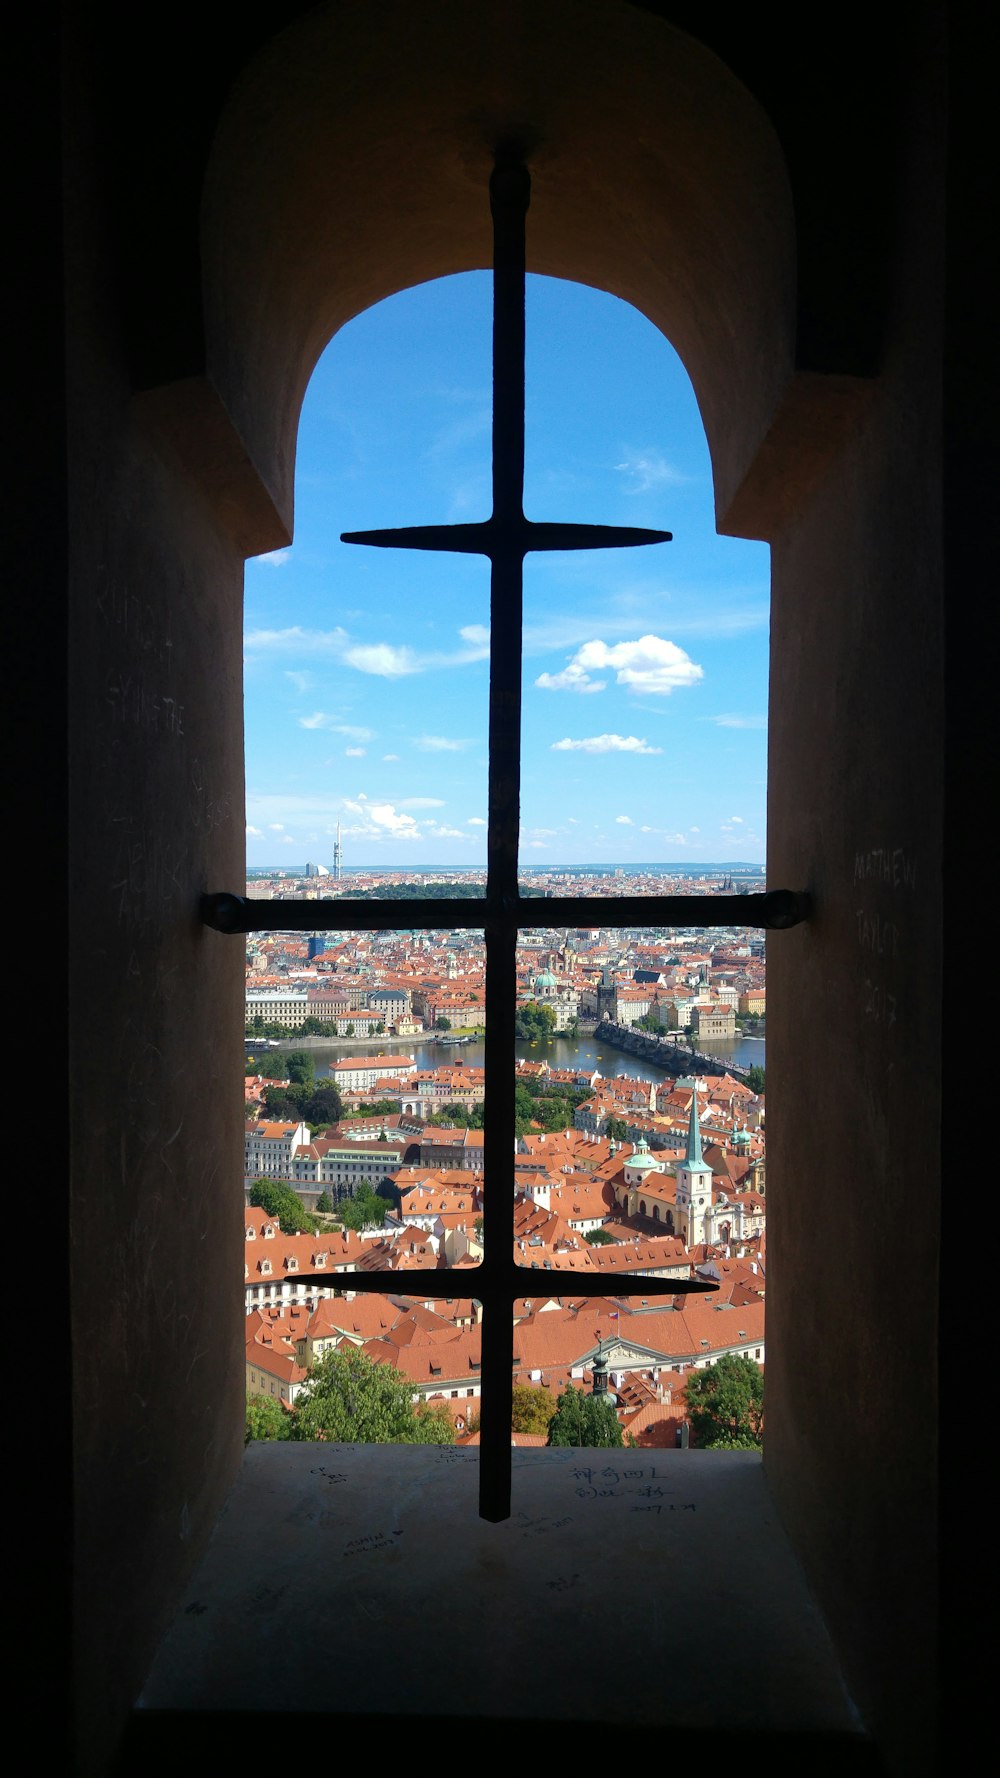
245, 624, 489, 677
284, 670, 312, 693
616, 449, 689, 494
342, 642, 420, 678
382, 753, 400, 762
535, 662, 606, 694
369, 803, 418, 832
397, 797, 445, 810
267, 823, 285, 832
255, 548, 292, 566
429, 825, 466, 840
342, 628, 490, 678
729, 815, 744, 823
467, 817, 487, 827
246, 825, 262, 837
524, 601, 768, 654
415, 735, 471, 752
615, 815, 634, 825
551, 734, 663, 755
299, 714, 375, 739
535, 634, 702, 698
689, 826, 700, 834
245, 625, 348, 656
709, 713, 768, 730
344, 746, 366, 757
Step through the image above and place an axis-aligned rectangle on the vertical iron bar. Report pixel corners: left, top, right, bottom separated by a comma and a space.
480, 160, 530, 1521
486, 159, 529, 898
479, 922, 518, 1522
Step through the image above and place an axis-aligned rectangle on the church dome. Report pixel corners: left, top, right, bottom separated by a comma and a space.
624, 1134, 660, 1176
534, 970, 558, 991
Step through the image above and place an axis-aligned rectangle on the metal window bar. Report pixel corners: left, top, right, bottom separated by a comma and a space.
204, 156, 808, 1522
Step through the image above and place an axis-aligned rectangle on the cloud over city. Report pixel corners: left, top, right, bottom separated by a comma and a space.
551, 734, 663, 755
246, 624, 488, 679
615, 449, 689, 494
535, 635, 703, 697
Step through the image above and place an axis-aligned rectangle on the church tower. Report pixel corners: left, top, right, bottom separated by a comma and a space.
675, 1091, 713, 1247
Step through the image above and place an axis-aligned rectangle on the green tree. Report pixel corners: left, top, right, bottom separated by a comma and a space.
584, 1227, 615, 1245
412, 1401, 457, 1444
537, 1094, 572, 1132
345, 1022, 355, 1037
256, 1051, 291, 1080
514, 1001, 557, 1040
291, 1348, 456, 1444
245, 1393, 293, 1443
514, 1081, 538, 1136
248, 1179, 318, 1235
511, 1382, 556, 1435
605, 1115, 629, 1141
286, 1051, 315, 1086
434, 1016, 451, 1031
546, 1384, 623, 1448
316, 1190, 334, 1213
684, 1353, 764, 1448
302, 1083, 343, 1126
260, 1085, 302, 1120
338, 1181, 389, 1231
745, 1065, 766, 1095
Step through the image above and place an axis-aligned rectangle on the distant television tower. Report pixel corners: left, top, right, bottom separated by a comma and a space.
333, 821, 343, 880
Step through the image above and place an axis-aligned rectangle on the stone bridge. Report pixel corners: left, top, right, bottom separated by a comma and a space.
593, 1020, 755, 1083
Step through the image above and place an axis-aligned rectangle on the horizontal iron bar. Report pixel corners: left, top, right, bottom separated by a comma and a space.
289, 1267, 717, 1299
203, 892, 488, 933
202, 888, 808, 934
341, 518, 671, 556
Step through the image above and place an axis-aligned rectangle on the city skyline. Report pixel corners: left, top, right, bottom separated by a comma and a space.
245, 272, 770, 869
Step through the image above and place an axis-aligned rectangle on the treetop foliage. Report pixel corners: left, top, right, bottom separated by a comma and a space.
248, 1178, 318, 1236
514, 1001, 557, 1040
546, 1384, 623, 1448
245, 1393, 293, 1443
511, 1382, 556, 1435
337, 1180, 395, 1231
292, 1348, 456, 1444
684, 1353, 764, 1448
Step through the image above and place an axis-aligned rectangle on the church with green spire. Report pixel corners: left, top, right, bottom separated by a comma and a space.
674, 1089, 714, 1247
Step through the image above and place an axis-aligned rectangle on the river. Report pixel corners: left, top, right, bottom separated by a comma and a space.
253, 1030, 764, 1085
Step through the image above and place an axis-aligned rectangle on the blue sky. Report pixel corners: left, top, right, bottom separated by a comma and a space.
244, 273, 769, 870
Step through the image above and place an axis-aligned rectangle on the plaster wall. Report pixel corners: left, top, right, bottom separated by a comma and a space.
765, 21, 944, 1771
65, 32, 248, 1768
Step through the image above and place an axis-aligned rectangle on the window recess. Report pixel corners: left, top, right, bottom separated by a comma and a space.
204, 156, 807, 1523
